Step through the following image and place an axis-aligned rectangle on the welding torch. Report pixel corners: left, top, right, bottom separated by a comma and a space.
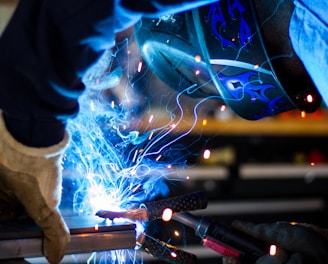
173, 212, 272, 264
96, 191, 207, 264
96, 192, 271, 263
96, 191, 208, 222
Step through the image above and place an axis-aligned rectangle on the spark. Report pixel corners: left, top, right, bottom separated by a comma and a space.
63, 46, 177, 234
61, 37, 218, 263
174, 230, 180, 237
137, 61, 143, 73
162, 208, 173, 222
203, 149, 211, 160
149, 114, 154, 123
148, 131, 154, 140
220, 105, 226, 112
306, 94, 313, 103
170, 252, 177, 258
132, 183, 142, 193
269, 245, 277, 256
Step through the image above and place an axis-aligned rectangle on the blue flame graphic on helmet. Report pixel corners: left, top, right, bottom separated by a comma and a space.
218, 71, 275, 102
201, 0, 296, 119
217, 71, 291, 118
207, 0, 252, 49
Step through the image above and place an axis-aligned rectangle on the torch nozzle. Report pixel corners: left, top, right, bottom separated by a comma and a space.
96, 208, 148, 221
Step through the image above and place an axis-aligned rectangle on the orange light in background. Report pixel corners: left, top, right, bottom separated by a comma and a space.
174, 230, 180, 237
301, 111, 306, 118
162, 208, 173, 222
203, 119, 208, 126
195, 55, 201, 62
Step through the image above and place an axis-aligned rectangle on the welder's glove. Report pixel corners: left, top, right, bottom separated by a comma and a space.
0, 113, 70, 264
231, 221, 328, 264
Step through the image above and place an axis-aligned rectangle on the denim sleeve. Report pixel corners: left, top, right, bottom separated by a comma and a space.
289, 0, 328, 105
0, 0, 215, 147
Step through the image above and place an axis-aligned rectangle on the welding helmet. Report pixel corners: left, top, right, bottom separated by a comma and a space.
134, 0, 321, 120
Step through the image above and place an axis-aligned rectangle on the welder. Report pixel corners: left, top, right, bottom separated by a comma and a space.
0, 1, 327, 264
0, 1, 217, 263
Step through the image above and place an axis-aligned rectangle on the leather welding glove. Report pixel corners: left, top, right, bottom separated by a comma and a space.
230, 221, 328, 264
0, 112, 70, 264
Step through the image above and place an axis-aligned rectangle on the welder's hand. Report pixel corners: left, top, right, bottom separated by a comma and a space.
231, 221, 328, 264
0, 113, 70, 264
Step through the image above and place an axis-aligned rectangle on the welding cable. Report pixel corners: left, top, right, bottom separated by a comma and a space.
173, 213, 271, 264
137, 232, 197, 264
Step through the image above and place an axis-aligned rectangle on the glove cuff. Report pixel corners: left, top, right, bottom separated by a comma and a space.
0, 111, 69, 159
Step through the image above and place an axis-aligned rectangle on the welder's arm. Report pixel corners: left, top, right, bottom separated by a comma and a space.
0, 112, 70, 264
230, 221, 328, 264
289, 0, 328, 106
0, 0, 217, 148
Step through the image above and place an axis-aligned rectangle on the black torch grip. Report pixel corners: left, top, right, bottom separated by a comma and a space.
143, 192, 207, 221
141, 235, 197, 264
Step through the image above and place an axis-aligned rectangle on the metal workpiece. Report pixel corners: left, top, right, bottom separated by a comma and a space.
0, 215, 136, 260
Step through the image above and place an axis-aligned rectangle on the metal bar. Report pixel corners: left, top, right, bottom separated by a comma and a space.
0, 216, 136, 259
